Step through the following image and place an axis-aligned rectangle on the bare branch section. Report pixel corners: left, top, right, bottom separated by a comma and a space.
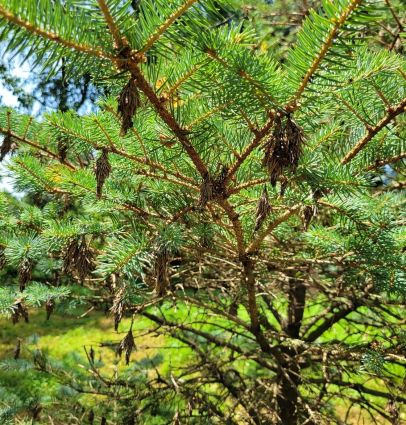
247, 204, 301, 254
341, 97, 406, 164
225, 117, 275, 186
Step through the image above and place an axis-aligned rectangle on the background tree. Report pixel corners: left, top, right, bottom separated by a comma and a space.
0, 0, 404, 424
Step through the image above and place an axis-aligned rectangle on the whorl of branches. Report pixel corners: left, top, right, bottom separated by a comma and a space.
199, 165, 229, 207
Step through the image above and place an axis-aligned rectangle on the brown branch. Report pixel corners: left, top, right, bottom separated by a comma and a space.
337, 94, 373, 129
218, 199, 245, 255
308, 378, 406, 404
365, 152, 406, 171
247, 204, 301, 254
0, 126, 76, 170
241, 255, 260, 334
384, 0, 403, 31
225, 117, 274, 186
125, 64, 208, 178
304, 301, 359, 342
229, 178, 268, 195
97, 0, 129, 50
341, 97, 406, 164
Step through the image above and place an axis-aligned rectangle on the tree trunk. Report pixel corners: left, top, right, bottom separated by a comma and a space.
277, 356, 301, 425
276, 277, 307, 424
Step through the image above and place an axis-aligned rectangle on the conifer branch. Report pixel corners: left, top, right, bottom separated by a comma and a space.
0, 5, 110, 59
341, 97, 406, 164
247, 204, 301, 254
70, 180, 159, 220
337, 95, 374, 129
225, 117, 274, 186
286, 0, 363, 112
165, 62, 205, 98
103, 104, 148, 158
365, 153, 406, 170
139, 0, 199, 54
125, 64, 209, 178
206, 49, 279, 105
47, 117, 195, 185
110, 146, 195, 186
305, 300, 359, 342
229, 178, 268, 195
187, 102, 231, 129
0, 126, 75, 169
135, 169, 198, 191
14, 158, 67, 194
97, 0, 129, 50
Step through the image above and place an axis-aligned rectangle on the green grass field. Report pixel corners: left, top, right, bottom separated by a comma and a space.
0, 306, 403, 424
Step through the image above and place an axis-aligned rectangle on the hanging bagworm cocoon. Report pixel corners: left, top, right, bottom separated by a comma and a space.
45, 299, 55, 321
57, 138, 68, 163
285, 116, 304, 170
117, 329, 136, 365
12, 301, 29, 324
301, 205, 317, 231
117, 78, 141, 136
111, 284, 126, 331
19, 257, 32, 292
89, 346, 95, 364
63, 236, 94, 282
0, 134, 13, 162
0, 250, 6, 269
263, 115, 304, 186
199, 174, 214, 207
75, 237, 95, 281
154, 246, 170, 296
95, 149, 111, 199
88, 410, 95, 425
13, 338, 21, 360
255, 186, 272, 231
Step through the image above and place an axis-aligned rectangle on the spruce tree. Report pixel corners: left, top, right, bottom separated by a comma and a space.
0, 0, 404, 424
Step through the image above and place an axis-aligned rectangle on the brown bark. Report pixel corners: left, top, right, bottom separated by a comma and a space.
277, 277, 307, 424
